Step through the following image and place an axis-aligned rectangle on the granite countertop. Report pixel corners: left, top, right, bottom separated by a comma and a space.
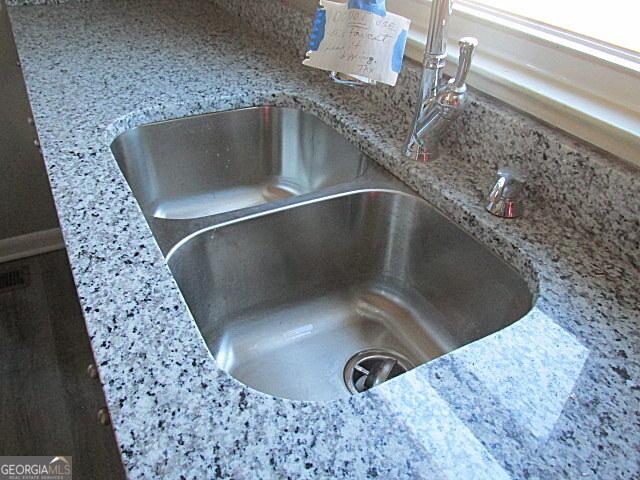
7, 0, 639, 478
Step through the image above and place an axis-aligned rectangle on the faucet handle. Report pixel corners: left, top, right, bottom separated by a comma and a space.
451, 37, 478, 89
486, 166, 527, 218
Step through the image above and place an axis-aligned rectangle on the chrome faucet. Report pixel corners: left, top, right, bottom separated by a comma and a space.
403, 0, 477, 161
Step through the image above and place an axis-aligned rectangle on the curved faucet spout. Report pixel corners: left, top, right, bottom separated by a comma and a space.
402, 0, 477, 161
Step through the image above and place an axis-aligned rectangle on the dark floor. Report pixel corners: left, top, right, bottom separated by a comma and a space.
0, 250, 126, 479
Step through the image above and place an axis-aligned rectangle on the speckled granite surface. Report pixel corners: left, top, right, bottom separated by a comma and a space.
7, 0, 640, 478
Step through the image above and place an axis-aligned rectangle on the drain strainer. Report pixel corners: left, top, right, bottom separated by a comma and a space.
344, 348, 413, 394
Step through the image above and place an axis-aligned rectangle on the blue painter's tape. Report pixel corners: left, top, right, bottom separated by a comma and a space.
391, 29, 407, 73
308, 8, 326, 51
348, 0, 386, 17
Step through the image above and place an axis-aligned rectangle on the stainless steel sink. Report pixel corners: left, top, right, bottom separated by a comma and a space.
111, 106, 533, 401
167, 190, 533, 402
110, 106, 367, 220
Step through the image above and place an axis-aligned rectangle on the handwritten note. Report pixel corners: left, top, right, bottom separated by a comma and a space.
303, 1, 410, 86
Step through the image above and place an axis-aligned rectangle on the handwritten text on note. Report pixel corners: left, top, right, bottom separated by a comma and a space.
303, 1, 410, 86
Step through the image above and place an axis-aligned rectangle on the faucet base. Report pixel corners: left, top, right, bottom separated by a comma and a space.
404, 139, 440, 162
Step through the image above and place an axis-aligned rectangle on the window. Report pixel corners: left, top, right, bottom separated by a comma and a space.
471, 0, 638, 53
387, 0, 640, 166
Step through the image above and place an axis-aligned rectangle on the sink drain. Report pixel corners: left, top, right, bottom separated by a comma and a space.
344, 349, 413, 394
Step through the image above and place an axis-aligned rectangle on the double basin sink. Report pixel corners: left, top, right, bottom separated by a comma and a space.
111, 106, 533, 402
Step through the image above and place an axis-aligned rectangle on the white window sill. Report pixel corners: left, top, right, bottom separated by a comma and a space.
391, 0, 640, 166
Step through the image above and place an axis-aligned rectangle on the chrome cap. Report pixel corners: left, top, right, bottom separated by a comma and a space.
486, 167, 527, 218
